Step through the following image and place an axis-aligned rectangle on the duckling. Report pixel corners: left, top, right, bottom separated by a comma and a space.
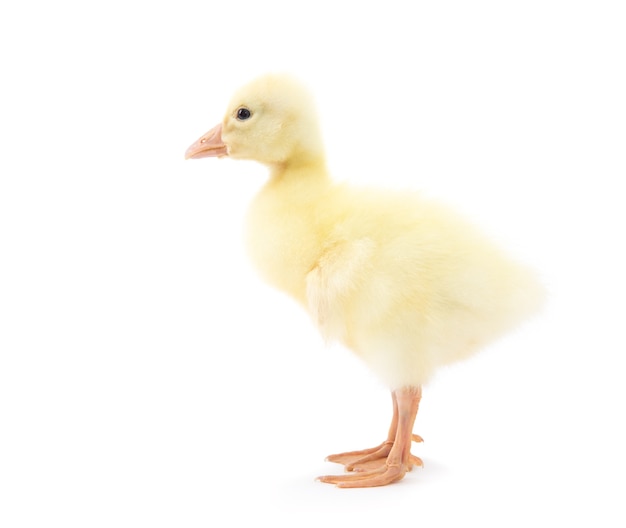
185, 74, 544, 488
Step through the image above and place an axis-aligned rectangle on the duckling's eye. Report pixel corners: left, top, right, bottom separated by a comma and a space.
236, 107, 251, 120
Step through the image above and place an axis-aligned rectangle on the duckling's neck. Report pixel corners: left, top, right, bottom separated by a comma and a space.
268, 154, 330, 187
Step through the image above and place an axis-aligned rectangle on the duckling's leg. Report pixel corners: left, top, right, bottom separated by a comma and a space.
318, 386, 423, 488
325, 390, 423, 472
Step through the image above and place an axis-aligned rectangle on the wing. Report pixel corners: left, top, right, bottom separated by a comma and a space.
305, 238, 375, 341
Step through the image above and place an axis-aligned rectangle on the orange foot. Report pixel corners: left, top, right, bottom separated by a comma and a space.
318, 386, 423, 488
326, 435, 424, 472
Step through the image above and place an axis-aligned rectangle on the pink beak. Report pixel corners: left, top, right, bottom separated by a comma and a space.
185, 124, 228, 159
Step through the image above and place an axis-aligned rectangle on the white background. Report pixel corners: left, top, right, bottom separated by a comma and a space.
1, 1, 625, 526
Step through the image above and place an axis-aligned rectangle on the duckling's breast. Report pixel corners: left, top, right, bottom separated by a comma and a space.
244, 186, 325, 305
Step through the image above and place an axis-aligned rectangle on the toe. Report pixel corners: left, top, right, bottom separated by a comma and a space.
318, 464, 408, 488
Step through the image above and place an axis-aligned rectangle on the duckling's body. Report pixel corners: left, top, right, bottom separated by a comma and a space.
186, 74, 544, 487
247, 174, 540, 389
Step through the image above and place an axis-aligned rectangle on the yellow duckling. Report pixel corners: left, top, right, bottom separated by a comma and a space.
185, 74, 544, 488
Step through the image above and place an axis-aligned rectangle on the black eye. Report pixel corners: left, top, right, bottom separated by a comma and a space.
236, 107, 251, 120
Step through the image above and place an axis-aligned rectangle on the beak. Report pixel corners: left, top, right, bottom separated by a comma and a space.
185, 124, 228, 159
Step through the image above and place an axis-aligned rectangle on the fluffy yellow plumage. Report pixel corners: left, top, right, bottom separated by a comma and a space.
186, 74, 544, 487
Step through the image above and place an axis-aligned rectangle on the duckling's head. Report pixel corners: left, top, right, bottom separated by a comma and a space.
186, 74, 324, 167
